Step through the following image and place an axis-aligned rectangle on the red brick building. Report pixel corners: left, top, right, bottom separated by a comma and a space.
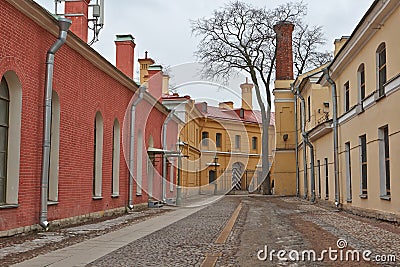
0, 0, 177, 236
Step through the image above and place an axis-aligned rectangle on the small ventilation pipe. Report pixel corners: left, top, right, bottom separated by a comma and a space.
290, 83, 300, 197
128, 86, 146, 210
323, 68, 340, 208
296, 87, 316, 203
40, 17, 72, 230
162, 110, 175, 202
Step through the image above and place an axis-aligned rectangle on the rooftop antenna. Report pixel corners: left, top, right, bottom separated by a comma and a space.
54, 0, 105, 46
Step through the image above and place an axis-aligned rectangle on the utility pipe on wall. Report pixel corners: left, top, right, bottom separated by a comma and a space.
40, 17, 72, 230
291, 83, 300, 197
128, 87, 145, 210
162, 110, 175, 202
323, 68, 340, 207
297, 88, 316, 202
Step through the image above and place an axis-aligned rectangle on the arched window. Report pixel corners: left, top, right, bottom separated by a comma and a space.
0, 77, 10, 204
93, 112, 103, 198
0, 72, 22, 205
48, 91, 60, 202
112, 119, 120, 197
376, 43, 387, 96
357, 64, 366, 102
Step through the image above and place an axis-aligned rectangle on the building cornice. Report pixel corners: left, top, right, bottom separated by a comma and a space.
330, 0, 400, 78
8, 0, 172, 117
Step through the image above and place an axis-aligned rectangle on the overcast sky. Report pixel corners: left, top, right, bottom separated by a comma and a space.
34, 0, 375, 108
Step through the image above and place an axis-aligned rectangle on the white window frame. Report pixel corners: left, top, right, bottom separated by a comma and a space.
345, 142, 352, 202
48, 91, 60, 202
93, 112, 103, 198
0, 72, 22, 206
112, 119, 120, 197
378, 125, 390, 199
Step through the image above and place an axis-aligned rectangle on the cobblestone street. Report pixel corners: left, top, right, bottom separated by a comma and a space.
4, 196, 400, 266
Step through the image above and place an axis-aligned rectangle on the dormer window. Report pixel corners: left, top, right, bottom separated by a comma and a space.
239, 108, 244, 118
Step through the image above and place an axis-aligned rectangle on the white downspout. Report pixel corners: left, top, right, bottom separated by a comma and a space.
40, 17, 72, 230
291, 83, 300, 197
324, 68, 340, 207
162, 110, 175, 202
128, 87, 145, 210
297, 87, 316, 202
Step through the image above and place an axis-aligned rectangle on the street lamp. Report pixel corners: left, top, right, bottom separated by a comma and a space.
176, 138, 186, 205
213, 155, 218, 194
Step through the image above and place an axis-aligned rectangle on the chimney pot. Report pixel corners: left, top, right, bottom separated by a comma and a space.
240, 78, 253, 110
64, 0, 91, 42
138, 52, 155, 84
115, 34, 136, 79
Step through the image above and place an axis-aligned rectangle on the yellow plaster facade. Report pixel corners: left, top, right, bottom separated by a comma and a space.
274, 0, 400, 221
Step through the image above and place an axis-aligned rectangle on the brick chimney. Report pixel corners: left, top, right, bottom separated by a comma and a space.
274, 21, 295, 80
147, 65, 163, 101
65, 0, 90, 42
334, 36, 350, 56
240, 78, 253, 110
219, 101, 234, 110
115, 34, 136, 79
162, 74, 170, 95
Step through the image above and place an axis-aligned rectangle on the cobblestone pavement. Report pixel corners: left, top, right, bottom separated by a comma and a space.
89, 196, 399, 267
88, 197, 241, 267
3, 196, 400, 266
0, 208, 170, 266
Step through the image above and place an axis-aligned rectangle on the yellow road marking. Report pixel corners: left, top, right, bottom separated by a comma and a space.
201, 202, 243, 267
215, 202, 242, 244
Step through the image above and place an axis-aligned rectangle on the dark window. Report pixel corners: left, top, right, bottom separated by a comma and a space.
344, 82, 350, 112
360, 135, 367, 196
307, 96, 311, 121
235, 135, 241, 149
202, 132, 209, 146
0, 77, 9, 204
239, 109, 244, 118
317, 160, 321, 198
345, 142, 352, 202
252, 137, 257, 150
377, 43, 387, 96
383, 126, 390, 196
358, 64, 366, 101
209, 170, 216, 184
324, 158, 329, 199
216, 133, 222, 147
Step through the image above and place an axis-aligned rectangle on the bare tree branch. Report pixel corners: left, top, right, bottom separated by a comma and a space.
191, 0, 331, 194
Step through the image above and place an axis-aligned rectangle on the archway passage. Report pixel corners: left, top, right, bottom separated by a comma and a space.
232, 162, 244, 191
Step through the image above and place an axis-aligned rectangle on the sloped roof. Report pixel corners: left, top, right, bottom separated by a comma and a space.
196, 103, 275, 126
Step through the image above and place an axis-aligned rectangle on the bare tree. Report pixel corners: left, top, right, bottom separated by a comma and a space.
192, 1, 330, 194
293, 24, 333, 75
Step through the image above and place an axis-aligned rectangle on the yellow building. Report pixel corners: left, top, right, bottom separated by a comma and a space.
274, 0, 400, 221
163, 80, 275, 197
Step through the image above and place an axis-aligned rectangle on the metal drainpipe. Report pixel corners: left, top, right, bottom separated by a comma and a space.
323, 68, 340, 207
297, 90, 316, 202
128, 87, 145, 210
291, 83, 300, 197
40, 17, 72, 230
162, 110, 175, 202
297, 89, 308, 199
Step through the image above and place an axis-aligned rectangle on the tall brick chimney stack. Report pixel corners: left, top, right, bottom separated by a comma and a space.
240, 77, 253, 110
147, 65, 163, 101
65, 0, 90, 42
115, 34, 136, 79
273, 21, 295, 80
